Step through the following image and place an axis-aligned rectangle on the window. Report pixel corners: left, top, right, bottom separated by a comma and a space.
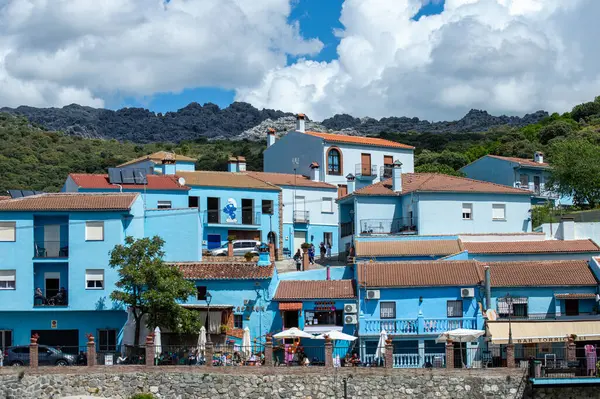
492, 204, 506, 220
337, 184, 348, 198
321, 197, 333, 213
497, 297, 528, 318
462, 203, 473, 220
519, 174, 529, 187
383, 156, 394, 178
262, 200, 273, 215
188, 196, 199, 208
0, 270, 16, 290
565, 299, 579, 316
327, 148, 342, 175
207, 197, 220, 223
98, 329, 117, 352
85, 269, 104, 289
305, 310, 343, 326
197, 286, 207, 300
380, 302, 396, 319
0, 330, 12, 349
447, 300, 463, 318
85, 221, 104, 241
234, 314, 243, 329
0, 222, 16, 242
157, 200, 172, 209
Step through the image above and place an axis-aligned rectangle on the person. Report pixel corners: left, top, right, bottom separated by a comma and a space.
34, 288, 47, 305
349, 352, 360, 367
308, 244, 315, 265
326, 242, 332, 258
77, 351, 87, 366
293, 249, 302, 271
319, 242, 326, 260
57, 287, 68, 305
233, 351, 242, 365
260, 351, 265, 365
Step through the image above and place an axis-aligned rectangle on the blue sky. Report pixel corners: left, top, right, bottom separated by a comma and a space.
117, 0, 445, 113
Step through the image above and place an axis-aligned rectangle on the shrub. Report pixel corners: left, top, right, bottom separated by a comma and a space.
130, 394, 155, 399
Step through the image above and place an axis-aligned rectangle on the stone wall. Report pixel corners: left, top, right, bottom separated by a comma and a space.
0, 367, 533, 399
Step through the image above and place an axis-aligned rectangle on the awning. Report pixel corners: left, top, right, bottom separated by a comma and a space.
555, 293, 597, 300
487, 320, 600, 344
279, 302, 302, 311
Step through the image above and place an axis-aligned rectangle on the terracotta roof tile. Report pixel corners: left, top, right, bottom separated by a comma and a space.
176, 171, 280, 191
305, 131, 414, 150
279, 302, 303, 310
246, 172, 336, 189
274, 280, 356, 300
117, 151, 196, 167
347, 173, 530, 198
174, 262, 274, 280
0, 196, 9, 201
554, 293, 597, 299
464, 239, 600, 254
487, 155, 550, 168
487, 260, 597, 287
0, 193, 138, 211
357, 260, 483, 287
355, 240, 463, 257
69, 173, 189, 191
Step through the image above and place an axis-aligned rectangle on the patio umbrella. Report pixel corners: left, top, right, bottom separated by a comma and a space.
273, 327, 316, 339
375, 329, 388, 361
120, 308, 136, 356
197, 326, 206, 355
242, 327, 252, 358
435, 328, 485, 368
315, 330, 358, 341
154, 327, 162, 360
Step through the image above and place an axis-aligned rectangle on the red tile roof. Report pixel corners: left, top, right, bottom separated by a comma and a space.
0, 193, 138, 211
246, 171, 336, 189
279, 302, 303, 311
305, 131, 414, 150
357, 260, 483, 287
274, 280, 356, 300
487, 155, 550, 168
174, 262, 274, 280
176, 171, 279, 191
355, 239, 463, 257
117, 151, 196, 167
346, 173, 531, 198
0, 196, 9, 201
554, 293, 597, 299
69, 173, 189, 191
487, 260, 597, 287
463, 239, 600, 254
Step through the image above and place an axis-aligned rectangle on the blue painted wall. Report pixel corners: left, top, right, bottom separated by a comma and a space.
460, 156, 517, 186
282, 222, 339, 256
77, 188, 189, 209
468, 253, 600, 262
144, 208, 202, 261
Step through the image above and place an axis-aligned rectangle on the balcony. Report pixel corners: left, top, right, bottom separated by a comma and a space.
363, 353, 446, 368
293, 210, 310, 223
355, 164, 378, 180
33, 262, 68, 308
380, 165, 393, 180
359, 217, 417, 235
33, 216, 69, 259
34, 241, 69, 258
341, 222, 354, 238
360, 317, 478, 336
514, 182, 559, 199
203, 210, 262, 228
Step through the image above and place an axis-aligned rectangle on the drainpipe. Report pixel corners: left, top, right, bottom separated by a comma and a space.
484, 265, 491, 311
326, 265, 330, 281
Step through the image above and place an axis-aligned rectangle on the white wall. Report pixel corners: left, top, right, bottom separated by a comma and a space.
281, 186, 338, 226
459, 233, 546, 242
540, 221, 600, 243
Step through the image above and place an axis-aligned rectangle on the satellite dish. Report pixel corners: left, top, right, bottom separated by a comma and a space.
178, 177, 186, 186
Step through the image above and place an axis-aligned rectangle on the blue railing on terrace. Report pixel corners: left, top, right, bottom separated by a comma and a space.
34, 241, 69, 258
361, 317, 478, 335
359, 218, 417, 235
203, 210, 262, 226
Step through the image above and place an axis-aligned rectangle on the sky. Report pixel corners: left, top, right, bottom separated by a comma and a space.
0, 0, 599, 121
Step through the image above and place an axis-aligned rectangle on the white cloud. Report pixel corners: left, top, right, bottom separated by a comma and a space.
0, 0, 322, 108
236, 0, 600, 121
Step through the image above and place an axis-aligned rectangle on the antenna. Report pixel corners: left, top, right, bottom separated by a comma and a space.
291, 157, 299, 167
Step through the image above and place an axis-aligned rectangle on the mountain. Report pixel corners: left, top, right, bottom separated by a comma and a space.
0, 102, 549, 143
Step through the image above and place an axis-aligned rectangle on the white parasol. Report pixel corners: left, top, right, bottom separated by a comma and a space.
197, 326, 206, 355
273, 327, 316, 339
435, 328, 485, 368
315, 330, 357, 341
375, 329, 388, 360
242, 327, 252, 357
154, 326, 162, 360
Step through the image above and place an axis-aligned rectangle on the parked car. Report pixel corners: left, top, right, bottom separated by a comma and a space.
210, 240, 260, 256
5, 345, 77, 366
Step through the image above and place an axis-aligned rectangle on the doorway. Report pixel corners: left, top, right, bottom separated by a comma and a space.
44, 224, 60, 258
295, 196, 306, 221
44, 272, 60, 299
241, 199, 253, 225
533, 176, 541, 194
207, 197, 220, 223
283, 311, 299, 329
32, 329, 79, 354
294, 231, 306, 253
361, 153, 372, 176
565, 299, 579, 316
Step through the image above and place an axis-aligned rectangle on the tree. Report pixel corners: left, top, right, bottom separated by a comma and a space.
538, 121, 575, 144
109, 236, 198, 346
571, 97, 600, 122
547, 139, 600, 207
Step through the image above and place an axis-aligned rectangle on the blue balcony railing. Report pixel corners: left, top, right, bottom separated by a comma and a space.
359, 218, 417, 235
34, 241, 68, 258
360, 316, 478, 335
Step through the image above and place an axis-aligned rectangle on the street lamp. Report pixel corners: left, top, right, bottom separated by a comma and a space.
505, 293, 513, 345
205, 292, 213, 344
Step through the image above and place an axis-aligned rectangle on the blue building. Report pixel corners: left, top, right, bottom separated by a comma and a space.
117, 151, 197, 174
459, 153, 571, 205
0, 192, 202, 350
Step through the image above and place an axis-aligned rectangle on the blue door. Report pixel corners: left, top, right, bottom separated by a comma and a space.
207, 234, 221, 250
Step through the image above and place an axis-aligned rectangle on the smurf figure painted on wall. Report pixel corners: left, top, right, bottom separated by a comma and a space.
223, 198, 237, 223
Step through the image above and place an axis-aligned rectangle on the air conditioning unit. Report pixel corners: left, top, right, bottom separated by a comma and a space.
461, 288, 475, 298
344, 303, 357, 314
344, 314, 358, 324
366, 290, 380, 300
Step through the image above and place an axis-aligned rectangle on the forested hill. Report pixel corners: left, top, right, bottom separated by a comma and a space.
0, 101, 547, 143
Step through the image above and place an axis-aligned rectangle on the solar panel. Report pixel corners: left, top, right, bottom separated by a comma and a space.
21, 190, 35, 197
108, 168, 122, 184
8, 190, 23, 198
133, 168, 148, 184
120, 169, 135, 184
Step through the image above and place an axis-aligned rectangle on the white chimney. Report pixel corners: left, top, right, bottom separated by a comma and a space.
534, 151, 544, 164
237, 156, 247, 172
392, 160, 403, 193
227, 156, 238, 172
267, 128, 276, 147
309, 162, 320, 182
296, 113, 306, 133
346, 173, 355, 194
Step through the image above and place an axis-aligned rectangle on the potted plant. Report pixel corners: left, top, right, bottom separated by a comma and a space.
244, 252, 256, 261
227, 235, 236, 242
300, 242, 310, 252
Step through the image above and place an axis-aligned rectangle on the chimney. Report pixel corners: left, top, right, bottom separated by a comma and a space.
237, 156, 247, 172
484, 265, 491, 311
326, 265, 331, 280
392, 160, 403, 193
227, 156, 238, 173
309, 162, 320, 182
267, 128, 276, 147
346, 173, 355, 195
296, 113, 306, 133
559, 217, 575, 240
534, 151, 544, 164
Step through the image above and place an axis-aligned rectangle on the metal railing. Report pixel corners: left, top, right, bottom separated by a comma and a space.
34, 241, 68, 258
293, 210, 310, 223
34, 288, 68, 307
380, 165, 393, 179
203, 210, 262, 226
359, 218, 417, 235
355, 164, 378, 177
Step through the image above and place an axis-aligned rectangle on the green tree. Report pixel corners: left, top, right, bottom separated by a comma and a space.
538, 121, 575, 145
547, 139, 600, 207
415, 163, 465, 176
571, 97, 600, 122
109, 236, 198, 346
